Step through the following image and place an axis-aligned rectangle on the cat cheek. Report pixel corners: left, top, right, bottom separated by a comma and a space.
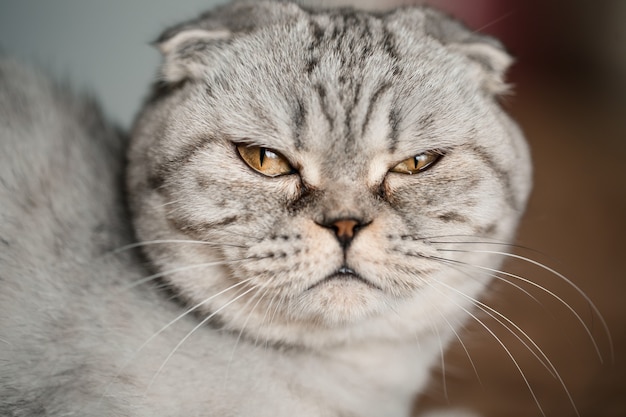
275, 177, 302, 201
379, 177, 432, 211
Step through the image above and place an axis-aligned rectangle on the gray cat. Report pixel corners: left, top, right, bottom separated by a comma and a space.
1, 1, 533, 416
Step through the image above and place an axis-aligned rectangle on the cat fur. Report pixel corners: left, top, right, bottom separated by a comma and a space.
0, 2, 531, 416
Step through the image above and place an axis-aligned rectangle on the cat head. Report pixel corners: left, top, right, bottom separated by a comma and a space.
127, 1, 532, 348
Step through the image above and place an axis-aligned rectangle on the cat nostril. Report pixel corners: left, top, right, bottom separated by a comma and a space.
317, 218, 369, 249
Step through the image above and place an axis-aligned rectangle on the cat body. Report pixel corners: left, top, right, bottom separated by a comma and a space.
0, 1, 531, 416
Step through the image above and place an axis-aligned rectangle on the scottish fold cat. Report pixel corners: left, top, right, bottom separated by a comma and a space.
0, 1, 541, 416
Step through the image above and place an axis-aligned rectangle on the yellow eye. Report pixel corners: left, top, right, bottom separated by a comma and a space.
390, 151, 442, 175
236, 144, 294, 177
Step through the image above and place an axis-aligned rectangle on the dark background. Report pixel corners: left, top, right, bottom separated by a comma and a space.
417, 1, 626, 416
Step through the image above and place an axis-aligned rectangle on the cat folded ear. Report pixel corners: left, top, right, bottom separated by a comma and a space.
423, 9, 513, 95
448, 38, 513, 95
154, 1, 303, 85
155, 25, 232, 84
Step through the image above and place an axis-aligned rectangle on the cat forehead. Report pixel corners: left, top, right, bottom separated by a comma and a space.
210, 6, 440, 81
158, 0, 512, 123
185, 10, 480, 151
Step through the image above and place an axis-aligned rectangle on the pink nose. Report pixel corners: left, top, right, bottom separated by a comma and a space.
332, 219, 359, 241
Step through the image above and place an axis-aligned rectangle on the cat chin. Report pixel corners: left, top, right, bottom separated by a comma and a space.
187, 269, 488, 350
292, 279, 389, 327
223, 285, 477, 350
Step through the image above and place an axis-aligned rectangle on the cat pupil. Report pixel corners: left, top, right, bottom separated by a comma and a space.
261, 148, 279, 167
414, 154, 426, 169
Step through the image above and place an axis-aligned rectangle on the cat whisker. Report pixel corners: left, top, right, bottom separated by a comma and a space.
426, 255, 556, 374
425, 279, 549, 417
436, 249, 613, 363
400, 247, 542, 306
265, 291, 290, 351
396, 233, 537, 251
430, 303, 483, 387
406, 234, 545, 255
473, 9, 518, 34
146, 278, 256, 353
392, 233, 498, 243
427, 315, 449, 401
432, 254, 599, 378
123, 262, 222, 290
492, 273, 543, 306
146, 284, 259, 393
121, 256, 268, 290
255, 290, 282, 347
110, 239, 248, 255
422, 253, 560, 379
98, 277, 255, 404
428, 252, 608, 417
433, 270, 561, 381
154, 199, 182, 209
427, 244, 566, 320
404, 249, 582, 415
227, 279, 276, 371
430, 239, 538, 253
218, 229, 265, 242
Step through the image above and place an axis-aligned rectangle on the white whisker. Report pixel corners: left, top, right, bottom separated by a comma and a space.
98, 277, 254, 407
141, 278, 255, 354
429, 315, 448, 402
265, 291, 289, 350
473, 9, 517, 34
155, 199, 182, 209
437, 276, 572, 385
111, 239, 246, 255
146, 285, 259, 393
437, 249, 612, 363
227, 281, 275, 370
430, 239, 537, 253
122, 263, 219, 290
255, 290, 281, 347
430, 303, 482, 386
219, 229, 264, 242
440, 276, 581, 416
425, 280, 548, 417
437, 259, 559, 377
121, 258, 260, 290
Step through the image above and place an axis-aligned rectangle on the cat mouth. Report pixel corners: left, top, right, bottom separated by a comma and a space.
306, 267, 381, 291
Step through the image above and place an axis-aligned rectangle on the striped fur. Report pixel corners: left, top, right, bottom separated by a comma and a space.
1, 1, 531, 416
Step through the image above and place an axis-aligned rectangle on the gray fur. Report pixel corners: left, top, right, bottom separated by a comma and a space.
0, 1, 531, 416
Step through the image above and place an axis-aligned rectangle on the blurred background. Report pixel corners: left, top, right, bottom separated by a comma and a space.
1, 1, 624, 416
416, 1, 626, 416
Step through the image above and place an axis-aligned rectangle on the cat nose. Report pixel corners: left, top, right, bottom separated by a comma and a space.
317, 218, 369, 249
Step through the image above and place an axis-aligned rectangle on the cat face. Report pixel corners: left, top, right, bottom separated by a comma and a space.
127, 2, 531, 347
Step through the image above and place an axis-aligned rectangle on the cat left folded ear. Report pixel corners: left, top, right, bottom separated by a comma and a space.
154, 1, 305, 85
156, 28, 231, 84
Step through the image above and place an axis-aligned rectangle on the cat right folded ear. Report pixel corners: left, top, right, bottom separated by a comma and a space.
422, 8, 514, 96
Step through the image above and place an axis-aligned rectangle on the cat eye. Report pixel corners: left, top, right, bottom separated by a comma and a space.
236, 144, 295, 177
390, 151, 442, 175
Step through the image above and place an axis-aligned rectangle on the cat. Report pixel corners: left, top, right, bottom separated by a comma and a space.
0, 1, 534, 416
